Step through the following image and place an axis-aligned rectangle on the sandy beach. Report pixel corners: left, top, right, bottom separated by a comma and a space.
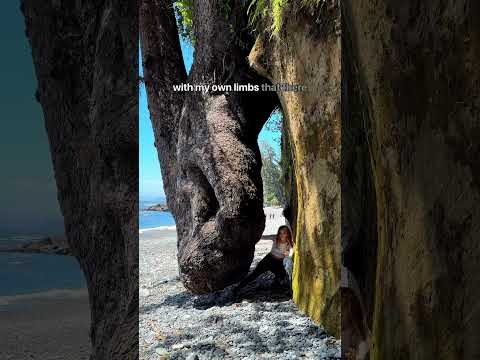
0, 238, 90, 359
139, 207, 340, 359
0, 288, 91, 360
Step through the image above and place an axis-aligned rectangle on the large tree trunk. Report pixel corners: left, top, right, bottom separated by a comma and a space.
140, 0, 278, 293
21, 1, 138, 359
342, 1, 480, 358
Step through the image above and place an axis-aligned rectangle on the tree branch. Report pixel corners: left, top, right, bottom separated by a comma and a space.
140, 0, 187, 131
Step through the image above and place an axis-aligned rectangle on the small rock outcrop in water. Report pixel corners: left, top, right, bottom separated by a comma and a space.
0, 236, 70, 255
145, 203, 169, 212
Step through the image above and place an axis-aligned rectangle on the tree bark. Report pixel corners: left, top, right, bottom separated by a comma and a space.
140, 0, 278, 293
21, 1, 138, 359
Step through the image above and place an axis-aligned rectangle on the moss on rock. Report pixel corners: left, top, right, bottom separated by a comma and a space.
249, 0, 341, 337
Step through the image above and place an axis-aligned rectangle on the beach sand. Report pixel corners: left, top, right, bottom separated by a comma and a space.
262, 206, 287, 235
139, 207, 341, 359
0, 288, 91, 360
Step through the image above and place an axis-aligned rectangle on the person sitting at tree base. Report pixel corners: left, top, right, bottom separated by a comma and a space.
234, 225, 294, 296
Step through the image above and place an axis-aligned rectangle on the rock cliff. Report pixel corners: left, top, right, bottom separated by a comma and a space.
248, 0, 342, 337
342, 1, 480, 358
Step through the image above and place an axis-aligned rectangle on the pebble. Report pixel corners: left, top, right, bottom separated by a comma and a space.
139, 288, 150, 297
140, 238, 341, 360
155, 347, 169, 355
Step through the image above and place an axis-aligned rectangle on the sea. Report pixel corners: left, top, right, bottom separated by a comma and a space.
0, 200, 174, 297
0, 235, 87, 297
139, 199, 175, 232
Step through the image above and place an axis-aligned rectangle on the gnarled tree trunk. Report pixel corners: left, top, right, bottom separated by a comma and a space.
21, 1, 138, 359
140, 0, 278, 293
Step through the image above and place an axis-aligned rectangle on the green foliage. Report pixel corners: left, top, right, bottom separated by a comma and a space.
260, 140, 285, 207
247, 0, 326, 36
246, 0, 269, 27
246, 0, 287, 35
270, 0, 288, 36
175, 0, 234, 43
175, 0, 194, 42
222, 0, 234, 19
264, 107, 283, 135
174, 0, 325, 42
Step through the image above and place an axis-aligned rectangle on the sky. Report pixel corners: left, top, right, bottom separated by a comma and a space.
139, 37, 281, 200
0, 1, 64, 236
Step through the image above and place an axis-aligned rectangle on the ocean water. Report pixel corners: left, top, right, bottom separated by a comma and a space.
0, 199, 175, 297
0, 236, 87, 297
139, 200, 175, 231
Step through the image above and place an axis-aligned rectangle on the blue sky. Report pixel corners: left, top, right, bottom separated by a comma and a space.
139, 38, 281, 200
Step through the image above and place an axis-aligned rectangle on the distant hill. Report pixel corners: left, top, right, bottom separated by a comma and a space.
140, 195, 166, 203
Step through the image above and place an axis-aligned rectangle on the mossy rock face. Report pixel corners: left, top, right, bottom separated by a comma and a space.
344, 1, 480, 358
249, 0, 341, 337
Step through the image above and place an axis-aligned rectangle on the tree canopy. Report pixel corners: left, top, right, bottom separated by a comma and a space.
260, 140, 285, 207
174, 0, 326, 42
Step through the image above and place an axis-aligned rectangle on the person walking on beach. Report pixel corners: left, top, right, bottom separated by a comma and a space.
234, 225, 294, 295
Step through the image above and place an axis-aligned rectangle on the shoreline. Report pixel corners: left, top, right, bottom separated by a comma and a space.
139, 206, 287, 237
0, 287, 91, 359
0, 287, 88, 307
139, 225, 177, 234
0, 246, 90, 359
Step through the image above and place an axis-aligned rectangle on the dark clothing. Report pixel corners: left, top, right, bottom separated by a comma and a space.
236, 253, 287, 290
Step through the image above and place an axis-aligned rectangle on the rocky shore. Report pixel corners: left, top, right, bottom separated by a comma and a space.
145, 203, 170, 212
139, 228, 341, 360
0, 236, 70, 255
